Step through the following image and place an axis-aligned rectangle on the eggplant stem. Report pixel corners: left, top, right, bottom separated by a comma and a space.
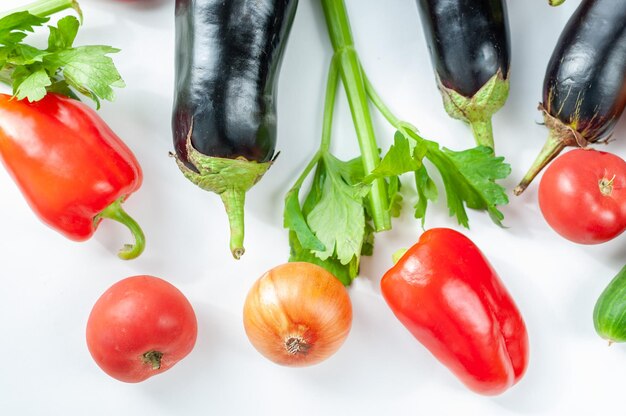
221, 189, 246, 259
514, 130, 565, 195
470, 118, 495, 149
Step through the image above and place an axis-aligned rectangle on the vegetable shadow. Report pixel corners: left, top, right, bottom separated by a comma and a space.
134, 302, 234, 410
488, 254, 565, 414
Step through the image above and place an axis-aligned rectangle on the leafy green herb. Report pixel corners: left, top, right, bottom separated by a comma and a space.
307, 154, 369, 265
286, 0, 512, 286
288, 231, 359, 286
367, 128, 510, 228
285, 152, 372, 285
0, 3, 123, 105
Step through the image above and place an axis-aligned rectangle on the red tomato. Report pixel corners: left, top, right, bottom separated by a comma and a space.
538, 149, 626, 244
86, 276, 197, 383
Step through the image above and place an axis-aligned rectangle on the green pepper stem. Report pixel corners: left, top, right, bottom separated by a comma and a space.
220, 188, 246, 260
514, 129, 565, 196
470, 118, 495, 149
392, 248, 408, 265
1, 0, 82, 20
97, 198, 146, 260
321, 0, 391, 232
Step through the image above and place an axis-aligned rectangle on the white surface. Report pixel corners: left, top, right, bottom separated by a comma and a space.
1, 0, 625, 414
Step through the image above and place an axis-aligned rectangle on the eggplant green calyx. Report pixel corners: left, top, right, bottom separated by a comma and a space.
175, 135, 272, 260
439, 70, 510, 150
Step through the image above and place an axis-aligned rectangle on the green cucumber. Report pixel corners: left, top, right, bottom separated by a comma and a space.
593, 265, 626, 343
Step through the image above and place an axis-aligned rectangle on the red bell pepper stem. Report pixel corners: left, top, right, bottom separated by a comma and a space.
1, 0, 82, 20
391, 248, 407, 264
97, 198, 145, 260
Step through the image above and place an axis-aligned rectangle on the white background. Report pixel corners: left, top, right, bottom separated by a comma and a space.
1, 0, 625, 415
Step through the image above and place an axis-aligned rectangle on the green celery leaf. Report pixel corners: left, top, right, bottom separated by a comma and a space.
361, 219, 375, 257
387, 175, 403, 217
414, 164, 437, 226
6, 43, 47, 65
301, 163, 325, 217
0, 31, 27, 47
44, 45, 124, 105
284, 188, 326, 252
333, 154, 365, 185
47, 16, 79, 51
13, 66, 51, 101
47, 78, 79, 99
0, 12, 48, 45
365, 131, 420, 182
442, 145, 511, 224
307, 167, 366, 264
288, 231, 358, 286
426, 144, 510, 227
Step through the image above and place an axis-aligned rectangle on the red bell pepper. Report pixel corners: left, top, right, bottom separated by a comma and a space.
0, 93, 145, 259
381, 228, 529, 395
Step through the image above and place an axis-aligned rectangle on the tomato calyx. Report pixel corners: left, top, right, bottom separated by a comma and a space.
142, 350, 164, 370
599, 175, 616, 196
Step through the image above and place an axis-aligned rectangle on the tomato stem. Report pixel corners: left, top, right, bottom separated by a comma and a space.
599, 175, 616, 196
142, 350, 163, 370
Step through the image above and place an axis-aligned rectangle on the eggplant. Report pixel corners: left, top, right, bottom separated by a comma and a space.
172, 0, 298, 258
515, 0, 626, 195
416, 0, 510, 149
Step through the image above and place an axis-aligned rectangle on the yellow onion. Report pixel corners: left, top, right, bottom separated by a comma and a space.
243, 262, 353, 366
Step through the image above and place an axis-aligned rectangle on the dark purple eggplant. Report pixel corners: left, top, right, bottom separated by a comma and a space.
515, 0, 626, 195
172, 0, 298, 258
416, 0, 510, 149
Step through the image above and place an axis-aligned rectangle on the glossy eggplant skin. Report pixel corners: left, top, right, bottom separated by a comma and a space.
173, 0, 298, 168
416, 0, 510, 98
543, 0, 626, 144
